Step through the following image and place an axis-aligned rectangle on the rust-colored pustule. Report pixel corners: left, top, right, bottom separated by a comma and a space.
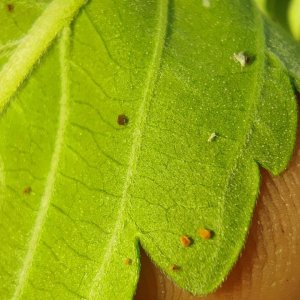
198, 228, 213, 240
180, 235, 192, 247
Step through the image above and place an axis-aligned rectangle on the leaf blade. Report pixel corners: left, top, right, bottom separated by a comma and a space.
11, 25, 72, 300
88, 0, 169, 297
0, 0, 298, 299
0, 0, 86, 113
289, 0, 300, 40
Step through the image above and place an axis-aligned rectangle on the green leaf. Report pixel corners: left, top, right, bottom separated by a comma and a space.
255, 0, 292, 31
254, 0, 300, 41
0, 0, 298, 299
289, 0, 300, 40
255, 0, 267, 11
264, 16, 300, 88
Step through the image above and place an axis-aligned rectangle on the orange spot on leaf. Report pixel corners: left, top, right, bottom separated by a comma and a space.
180, 235, 192, 247
198, 228, 213, 240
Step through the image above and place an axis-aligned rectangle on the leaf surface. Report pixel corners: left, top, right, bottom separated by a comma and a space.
289, 0, 300, 40
254, 0, 292, 31
0, 0, 298, 299
255, 0, 300, 41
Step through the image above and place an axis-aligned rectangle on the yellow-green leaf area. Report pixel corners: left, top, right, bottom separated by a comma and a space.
289, 0, 300, 40
0, 0, 298, 299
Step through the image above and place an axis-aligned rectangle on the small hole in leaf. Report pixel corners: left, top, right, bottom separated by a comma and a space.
117, 114, 128, 126
23, 186, 31, 195
170, 264, 180, 272
180, 235, 192, 247
124, 258, 132, 266
198, 228, 214, 240
6, 3, 14, 12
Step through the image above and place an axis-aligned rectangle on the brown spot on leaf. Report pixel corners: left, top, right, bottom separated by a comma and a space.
6, 3, 14, 12
170, 264, 180, 272
117, 114, 128, 126
23, 186, 31, 195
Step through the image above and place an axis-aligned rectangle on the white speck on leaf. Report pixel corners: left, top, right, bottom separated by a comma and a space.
208, 132, 217, 142
233, 52, 248, 68
202, 0, 211, 8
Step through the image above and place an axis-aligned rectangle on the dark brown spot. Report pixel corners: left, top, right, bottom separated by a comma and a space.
296, 91, 300, 102
6, 3, 14, 12
242, 53, 255, 66
170, 264, 180, 272
23, 186, 31, 195
198, 228, 213, 240
124, 258, 132, 265
245, 55, 251, 65
117, 114, 128, 126
180, 235, 192, 247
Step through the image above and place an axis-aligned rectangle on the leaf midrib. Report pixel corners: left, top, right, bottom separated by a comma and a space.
0, 0, 86, 114
88, 0, 170, 297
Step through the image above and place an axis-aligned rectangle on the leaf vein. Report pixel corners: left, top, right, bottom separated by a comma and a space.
12, 27, 71, 299
88, 0, 170, 297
